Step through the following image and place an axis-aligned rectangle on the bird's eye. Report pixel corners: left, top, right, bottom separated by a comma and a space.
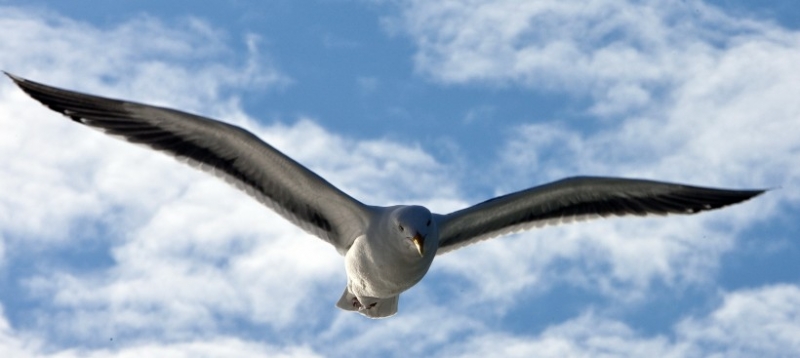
426, 219, 431, 226
398, 225, 404, 232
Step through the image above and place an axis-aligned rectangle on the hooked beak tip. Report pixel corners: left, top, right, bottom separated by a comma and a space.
412, 234, 425, 257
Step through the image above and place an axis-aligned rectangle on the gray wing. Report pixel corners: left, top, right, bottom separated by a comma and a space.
434, 176, 765, 254
7, 73, 370, 254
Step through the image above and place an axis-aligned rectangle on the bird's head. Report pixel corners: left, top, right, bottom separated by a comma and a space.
392, 205, 436, 258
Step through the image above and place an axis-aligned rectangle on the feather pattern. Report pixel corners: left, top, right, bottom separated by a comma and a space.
435, 176, 764, 254
7, 73, 371, 254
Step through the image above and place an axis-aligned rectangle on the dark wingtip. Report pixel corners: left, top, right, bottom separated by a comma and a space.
715, 187, 768, 205
5, 72, 48, 104
3, 73, 84, 122
698, 187, 767, 213
5, 72, 38, 96
743, 188, 768, 197
742, 188, 769, 200
746, 189, 768, 202
3, 71, 24, 83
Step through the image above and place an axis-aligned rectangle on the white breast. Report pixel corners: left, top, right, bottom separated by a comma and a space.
344, 232, 436, 298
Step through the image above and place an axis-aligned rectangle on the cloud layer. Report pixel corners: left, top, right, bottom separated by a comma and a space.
397, 0, 798, 307
0, 1, 798, 357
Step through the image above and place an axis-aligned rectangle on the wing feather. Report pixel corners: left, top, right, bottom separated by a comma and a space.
435, 176, 765, 254
8, 73, 370, 253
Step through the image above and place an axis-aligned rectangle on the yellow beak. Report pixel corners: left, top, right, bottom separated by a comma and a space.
412, 233, 425, 257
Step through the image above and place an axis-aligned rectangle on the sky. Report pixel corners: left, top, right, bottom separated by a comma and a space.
0, 0, 798, 356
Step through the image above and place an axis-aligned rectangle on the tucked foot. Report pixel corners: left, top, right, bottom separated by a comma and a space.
335, 287, 397, 318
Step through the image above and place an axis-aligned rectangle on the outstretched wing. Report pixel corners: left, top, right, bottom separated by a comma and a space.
7, 73, 371, 254
434, 176, 765, 254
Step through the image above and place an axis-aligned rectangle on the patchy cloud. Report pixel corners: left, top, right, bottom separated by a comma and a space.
439, 284, 800, 357
393, 0, 798, 310
1, 1, 798, 357
0, 4, 465, 354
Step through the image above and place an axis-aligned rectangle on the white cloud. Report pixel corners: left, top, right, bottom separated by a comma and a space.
394, 0, 800, 185
0, 304, 39, 358
0, 4, 462, 351
1, 1, 799, 356
77, 339, 322, 358
392, 0, 798, 308
0, 6, 288, 246
0, 308, 321, 358
393, 0, 800, 195
677, 284, 800, 357
393, 0, 789, 113
437, 284, 800, 358
440, 313, 681, 358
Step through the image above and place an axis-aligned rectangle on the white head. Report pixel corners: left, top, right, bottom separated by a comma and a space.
391, 205, 436, 258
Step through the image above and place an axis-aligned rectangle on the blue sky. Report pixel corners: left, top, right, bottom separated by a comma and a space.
0, 0, 798, 356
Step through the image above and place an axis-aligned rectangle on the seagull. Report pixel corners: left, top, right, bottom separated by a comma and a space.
5, 73, 765, 318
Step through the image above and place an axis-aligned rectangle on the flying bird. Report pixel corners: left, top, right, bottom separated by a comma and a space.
5, 73, 765, 318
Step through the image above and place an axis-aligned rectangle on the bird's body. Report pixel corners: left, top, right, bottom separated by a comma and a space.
335, 206, 440, 316
348, 207, 436, 296
6, 73, 766, 318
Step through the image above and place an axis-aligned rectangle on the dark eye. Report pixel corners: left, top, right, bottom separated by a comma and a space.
398, 225, 404, 232
426, 219, 431, 226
